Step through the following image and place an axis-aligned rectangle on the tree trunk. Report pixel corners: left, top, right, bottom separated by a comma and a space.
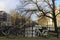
52, 0, 59, 38
53, 15, 58, 38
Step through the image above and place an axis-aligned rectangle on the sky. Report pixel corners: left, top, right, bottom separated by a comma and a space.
0, 0, 60, 13
55, 0, 60, 6
0, 0, 60, 21
0, 0, 20, 13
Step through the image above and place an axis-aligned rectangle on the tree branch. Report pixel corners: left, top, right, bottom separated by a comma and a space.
44, 0, 53, 9
56, 9, 60, 16
45, 15, 53, 19
56, 13, 60, 16
28, 11, 33, 19
34, 13, 43, 17
40, 9, 53, 19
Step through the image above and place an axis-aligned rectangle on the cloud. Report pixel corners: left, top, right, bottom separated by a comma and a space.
31, 14, 39, 21
0, 1, 5, 11
0, 0, 20, 13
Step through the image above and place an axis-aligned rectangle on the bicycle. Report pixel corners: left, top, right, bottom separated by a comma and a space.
6, 26, 22, 38
35, 27, 49, 37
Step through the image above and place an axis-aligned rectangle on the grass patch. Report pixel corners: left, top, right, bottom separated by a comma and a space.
0, 36, 60, 40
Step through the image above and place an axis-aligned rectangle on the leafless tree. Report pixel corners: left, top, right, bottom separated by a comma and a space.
17, 0, 60, 38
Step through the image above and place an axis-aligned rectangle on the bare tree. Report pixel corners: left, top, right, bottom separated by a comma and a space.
17, 0, 60, 38
44, 0, 60, 38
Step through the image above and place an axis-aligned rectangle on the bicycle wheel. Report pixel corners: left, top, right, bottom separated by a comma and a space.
2, 29, 10, 36
7, 33, 16, 39
7, 29, 17, 39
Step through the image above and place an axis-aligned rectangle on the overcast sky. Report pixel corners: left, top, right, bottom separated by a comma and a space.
0, 0, 20, 13
0, 0, 60, 21
0, 0, 60, 13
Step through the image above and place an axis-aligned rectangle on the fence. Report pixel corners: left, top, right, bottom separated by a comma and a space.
0, 25, 60, 38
